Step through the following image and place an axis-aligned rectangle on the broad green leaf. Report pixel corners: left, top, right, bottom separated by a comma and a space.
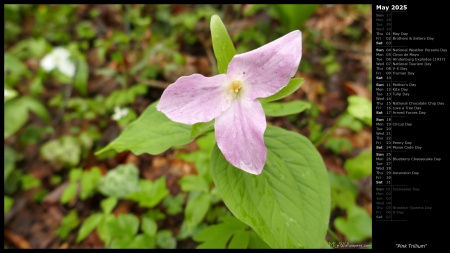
247, 230, 270, 249
328, 171, 358, 210
143, 209, 166, 221
101, 197, 118, 214
4, 52, 31, 81
156, 230, 176, 249
272, 4, 319, 31
324, 137, 352, 154
191, 119, 214, 138
20, 173, 41, 190
98, 164, 140, 198
162, 194, 184, 215
259, 78, 304, 103
74, 55, 88, 95
80, 167, 102, 199
334, 205, 372, 242
96, 100, 194, 156
142, 217, 157, 238
178, 175, 209, 193
56, 210, 80, 240
338, 113, 363, 132
69, 168, 83, 181
127, 177, 169, 208
194, 215, 247, 249
228, 230, 250, 249
262, 100, 310, 117
61, 182, 78, 204
4, 196, 14, 214
183, 191, 211, 232
109, 236, 134, 249
210, 126, 330, 248
77, 213, 103, 242
117, 214, 140, 236
97, 214, 115, 243
40, 136, 81, 167
128, 234, 156, 249
344, 151, 372, 180
22, 96, 50, 123
4, 146, 16, 182
210, 14, 236, 74
4, 98, 28, 138
347, 96, 372, 126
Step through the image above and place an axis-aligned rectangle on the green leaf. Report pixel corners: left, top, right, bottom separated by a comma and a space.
334, 205, 372, 242
77, 213, 104, 242
109, 236, 134, 249
128, 234, 156, 249
210, 14, 236, 74
338, 113, 363, 132
210, 126, 330, 248
142, 217, 158, 238
178, 175, 209, 193
4, 146, 16, 182
328, 171, 358, 210
20, 173, 41, 190
162, 194, 184, 215
61, 182, 78, 204
97, 214, 115, 243
194, 215, 247, 249
156, 230, 176, 249
347, 96, 372, 126
262, 100, 310, 117
247, 230, 270, 249
143, 209, 166, 221
96, 100, 194, 156
74, 55, 89, 95
69, 168, 83, 181
56, 210, 80, 240
183, 191, 211, 232
324, 137, 352, 154
127, 177, 169, 208
228, 230, 250, 249
22, 96, 50, 123
272, 4, 319, 31
4, 196, 14, 214
40, 136, 81, 167
98, 164, 140, 198
101, 197, 118, 214
191, 119, 214, 138
4, 98, 28, 138
259, 78, 304, 103
344, 151, 372, 180
117, 213, 140, 236
80, 167, 102, 199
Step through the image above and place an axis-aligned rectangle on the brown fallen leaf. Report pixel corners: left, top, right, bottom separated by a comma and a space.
344, 81, 372, 100
4, 229, 32, 249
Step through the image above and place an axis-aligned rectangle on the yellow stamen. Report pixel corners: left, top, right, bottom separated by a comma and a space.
230, 80, 242, 94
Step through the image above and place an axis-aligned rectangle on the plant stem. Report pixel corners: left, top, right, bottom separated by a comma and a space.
314, 112, 347, 148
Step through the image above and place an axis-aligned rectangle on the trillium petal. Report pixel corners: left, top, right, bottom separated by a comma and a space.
58, 59, 76, 77
227, 30, 302, 100
40, 54, 56, 71
215, 98, 267, 175
53, 47, 71, 60
157, 74, 231, 125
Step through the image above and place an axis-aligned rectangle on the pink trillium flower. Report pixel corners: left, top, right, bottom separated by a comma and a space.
157, 30, 302, 175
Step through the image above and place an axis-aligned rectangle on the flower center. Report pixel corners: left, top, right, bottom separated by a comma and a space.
230, 80, 242, 94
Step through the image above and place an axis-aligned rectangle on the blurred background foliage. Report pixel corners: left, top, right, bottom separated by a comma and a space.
4, 4, 372, 249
